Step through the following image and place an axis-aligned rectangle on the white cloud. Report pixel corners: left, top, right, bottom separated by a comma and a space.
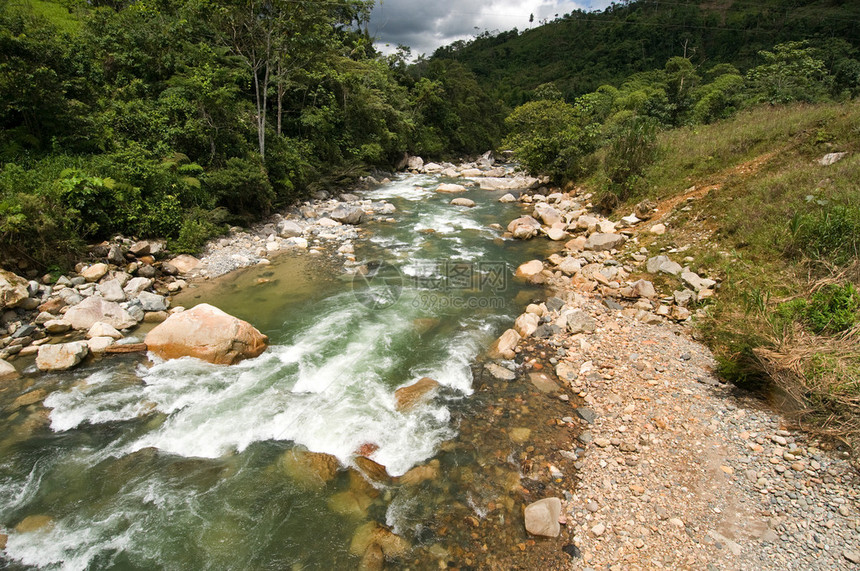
369, 0, 614, 58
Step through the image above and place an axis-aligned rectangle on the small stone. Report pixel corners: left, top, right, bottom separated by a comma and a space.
591, 523, 606, 537
844, 550, 860, 564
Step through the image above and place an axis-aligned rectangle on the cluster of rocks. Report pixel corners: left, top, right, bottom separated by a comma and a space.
405, 151, 544, 193
0, 243, 204, 372
502, 188, 719, 326
189, 191, 398, 279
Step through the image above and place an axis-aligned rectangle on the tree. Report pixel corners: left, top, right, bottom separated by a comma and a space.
746, 41, 832, 105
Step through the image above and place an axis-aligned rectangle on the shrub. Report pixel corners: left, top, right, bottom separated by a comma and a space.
600, 115, 659, 205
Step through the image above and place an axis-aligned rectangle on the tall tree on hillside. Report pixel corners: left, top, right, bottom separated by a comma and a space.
214, 0, 371, 159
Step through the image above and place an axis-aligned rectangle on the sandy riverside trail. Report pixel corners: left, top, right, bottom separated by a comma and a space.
482, 273, 860, 570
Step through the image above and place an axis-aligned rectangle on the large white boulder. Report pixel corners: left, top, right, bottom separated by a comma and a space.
144, 303, 268, 365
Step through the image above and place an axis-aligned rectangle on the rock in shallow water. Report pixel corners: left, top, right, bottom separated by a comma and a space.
524, 497, 562, 537
36, 341, 89, 371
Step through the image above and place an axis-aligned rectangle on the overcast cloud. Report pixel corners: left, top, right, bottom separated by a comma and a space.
369, 0, 615, 58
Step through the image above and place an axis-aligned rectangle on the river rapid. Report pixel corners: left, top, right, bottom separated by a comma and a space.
0, 173, 550, 569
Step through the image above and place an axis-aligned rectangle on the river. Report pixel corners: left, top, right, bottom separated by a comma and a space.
0, 173, 553, 569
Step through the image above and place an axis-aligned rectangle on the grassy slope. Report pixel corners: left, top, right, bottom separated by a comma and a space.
609, 101, 860, 449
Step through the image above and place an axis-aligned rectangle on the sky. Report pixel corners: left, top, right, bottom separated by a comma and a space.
368, 0, 615, 58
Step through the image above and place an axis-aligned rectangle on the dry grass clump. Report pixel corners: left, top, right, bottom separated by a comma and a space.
755, 325, 860, 460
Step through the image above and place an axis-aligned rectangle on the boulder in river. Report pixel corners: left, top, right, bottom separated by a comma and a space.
353, 456, 391, 485
36, 341, 89, 371
64, 297, 138, 331
394, 377, 440, 411
524, 497, 562, 537
514, 260, 544, 281
435, 183, 467, 193
450, 197, 475, 207
507, 216, 541, 240
349, 521, 410, 559
144, 303, 268, 365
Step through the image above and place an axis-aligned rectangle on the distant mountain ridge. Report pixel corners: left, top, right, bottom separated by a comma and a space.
431, 0, 860, 106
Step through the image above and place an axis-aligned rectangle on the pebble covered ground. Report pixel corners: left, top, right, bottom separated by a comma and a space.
551, 296, 860, 570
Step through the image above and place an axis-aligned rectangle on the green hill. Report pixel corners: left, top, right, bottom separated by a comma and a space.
434, 0, 860, 106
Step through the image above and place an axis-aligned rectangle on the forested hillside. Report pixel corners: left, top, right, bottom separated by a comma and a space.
0, 0, 502, 266
435, 0, 860, 106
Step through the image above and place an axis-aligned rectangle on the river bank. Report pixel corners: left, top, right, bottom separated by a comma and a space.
464, 182, 860, 570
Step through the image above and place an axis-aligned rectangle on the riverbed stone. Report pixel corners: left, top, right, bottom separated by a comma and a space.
279, 449, 340, 488
144, 303, 268, 365
87, 321, 123, 340
36, 341, 89, 371
137, 291, 168, 312
278, 220, 303, 238
97, 279, 126, 302
499, 193, 516, 203
168, 255, 200, 274
44, 319, 71, 334
331, 204, 365, 225
436, 183, 467, 193
584, 232, 625, 251
524, 497, 562, 537
0, 358, 19, 381
485, 363, 516, 381
0, 269, 29, 310
394, 377, 440, 411
354, 456, 391, 484
80, 263, 109, 283
123, 277, 153, 298
487, 329, 520, 359
507, 216, 541, 239
514, 312, 540, 337
87, 336, 115, 353
15, 515, 54, 533
65, 297, 137, 331
563, 309, 597, 334
450, 197, 475, 207
515, 260, 544, 280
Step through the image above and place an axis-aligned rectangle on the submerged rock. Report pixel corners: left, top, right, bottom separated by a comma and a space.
524, 497, 562, 537
394, 377, 440, 411
144, 303, 268, 365
0, 358, 19, 381
354, 456, 391, 485
279, 449, 341, 488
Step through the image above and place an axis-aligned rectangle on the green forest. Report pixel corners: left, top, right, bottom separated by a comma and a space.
0, 0, 503, 265
2, 0, 859, 269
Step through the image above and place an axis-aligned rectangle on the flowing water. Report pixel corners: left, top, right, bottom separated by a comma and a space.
0, 174, 550, 569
